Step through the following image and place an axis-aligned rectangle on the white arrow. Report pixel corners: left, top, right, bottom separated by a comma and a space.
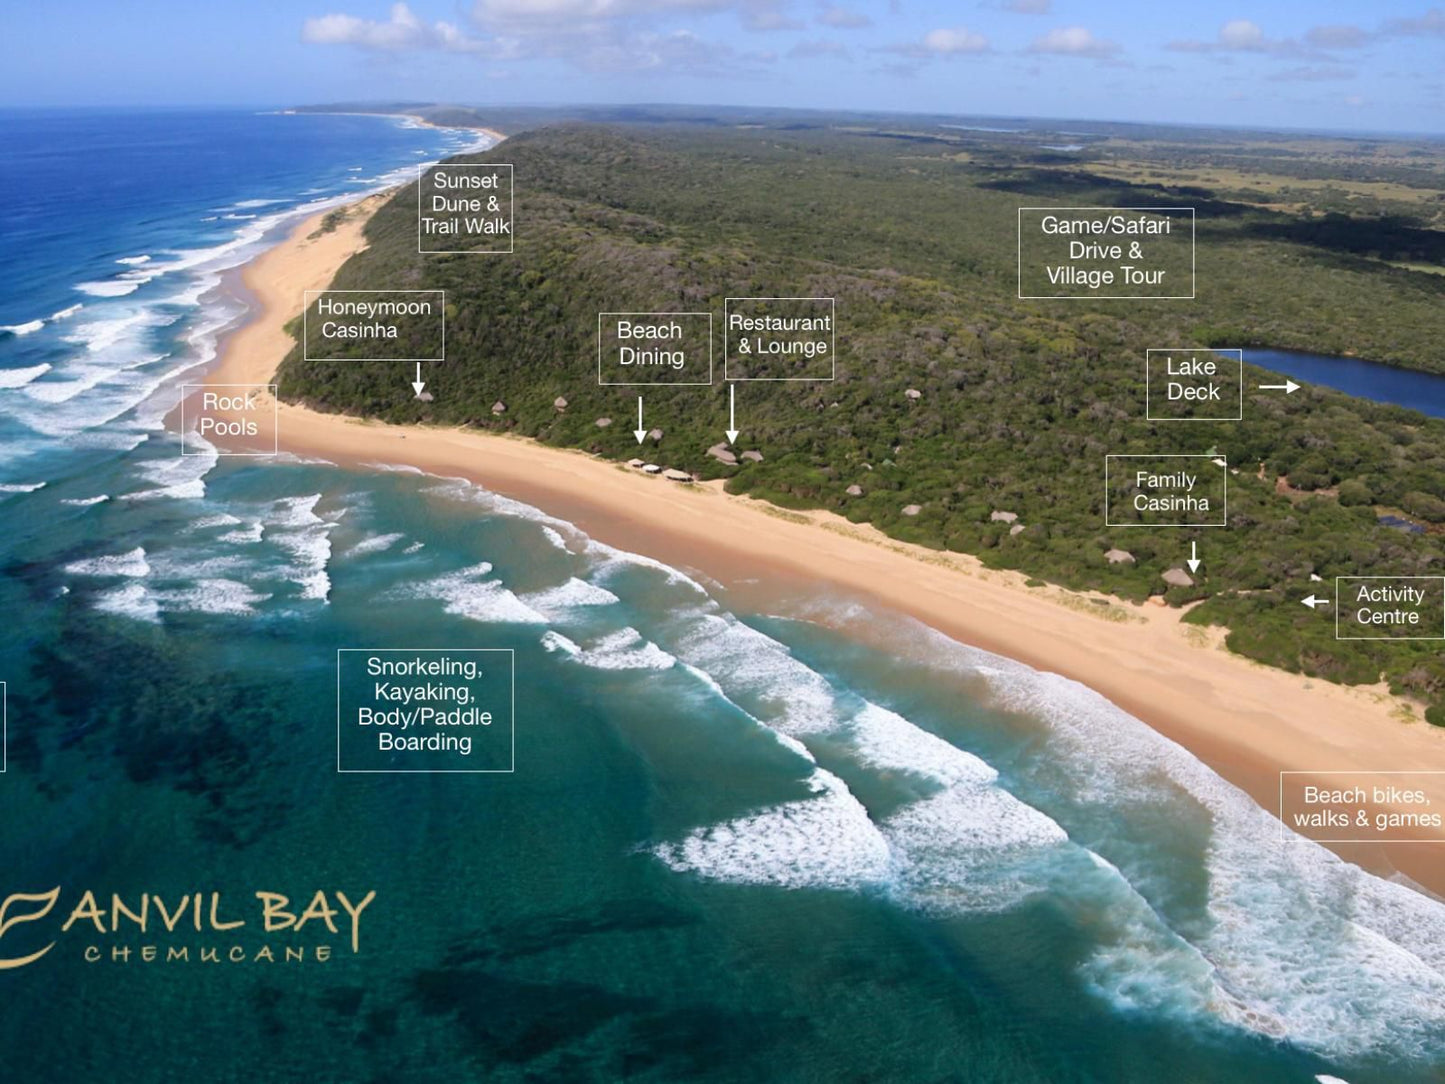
1186, 540, 1201, 575
726, 384, 740, 445
633, 396, 647, 445
1302, 594, 1332, 609
411, 362, 426, 398
1258, 380, 1300, 394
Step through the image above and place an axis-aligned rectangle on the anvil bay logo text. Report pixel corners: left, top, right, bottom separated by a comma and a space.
0, 889, 376, 969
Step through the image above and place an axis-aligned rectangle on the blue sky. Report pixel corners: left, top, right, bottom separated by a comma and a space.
3, 1, 1442, 132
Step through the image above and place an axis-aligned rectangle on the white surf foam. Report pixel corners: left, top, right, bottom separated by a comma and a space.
544, 627, 675, 671
190, 513, 243, 530
218, 523, 265, 545
670, 610, 840, 735
93, 582, 160, 623
654, 606, 1091, 919
588, 539, 710, 595
847, 703, 999, 788
266, 493, 325, 528
64, 547, 150, 578
653, 769, 892, 890
345, 532, 405, 557
417, 474, 591, 552
880, 783, 1072, 914
0, 319, 44, 337
122, 437, 216, 500
391, 561, 546, 625
0, 364, 53, 388
540, 630, 582, 658
155, 579, 271, 615
836, 609, 1445, 1060
268, 526, 333, 601
74, 279, 142, 298
522, 577, 621, 619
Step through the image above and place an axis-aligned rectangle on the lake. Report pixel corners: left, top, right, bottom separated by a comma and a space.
1246, 348, 1445, 419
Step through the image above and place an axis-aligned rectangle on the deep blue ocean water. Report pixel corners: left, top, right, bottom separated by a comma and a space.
0, 109, 1443, 1083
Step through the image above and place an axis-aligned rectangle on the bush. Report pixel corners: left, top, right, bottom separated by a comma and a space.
1337, 479, 1374, 506
1402, 491, 1445, 523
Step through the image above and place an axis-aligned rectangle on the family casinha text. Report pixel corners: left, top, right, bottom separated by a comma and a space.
0, 888, 376, 969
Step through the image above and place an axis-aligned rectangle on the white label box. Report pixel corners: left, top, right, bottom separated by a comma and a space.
1104, 454, 1227, 527
337, 649, 515, 774
598, 312, 713, 386
418, 163, 513, 254
303, 290, 445, 363
724, 298, 835, 382
1146, 349, 1242, 422
1018, 207, 1195, 299
1335, 576, 1445, 640
1280, 771, 1445, 843
180, 384, 278, 457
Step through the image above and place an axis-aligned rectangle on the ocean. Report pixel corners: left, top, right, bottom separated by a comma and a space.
0, 108, 1442, 1083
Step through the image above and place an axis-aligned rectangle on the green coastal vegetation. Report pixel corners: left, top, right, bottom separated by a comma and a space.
277, 111, 1445, 721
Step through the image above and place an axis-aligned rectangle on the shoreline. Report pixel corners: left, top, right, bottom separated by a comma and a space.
280, 107, 507, 146
197, 196, 1445, 897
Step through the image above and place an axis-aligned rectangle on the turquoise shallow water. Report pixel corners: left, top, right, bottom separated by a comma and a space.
0, 109, 1444, 1082
0, 451, 1442, 1083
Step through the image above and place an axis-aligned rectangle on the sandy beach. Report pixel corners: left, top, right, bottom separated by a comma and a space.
197, 195, 1445, 894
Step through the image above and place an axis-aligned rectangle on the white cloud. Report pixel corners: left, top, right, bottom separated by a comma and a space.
1167, 18, 1323, 57
743, 9, 805, 31
1028, 26, 1119, 58
877, 25, 990, 62
302, 3, 496, 52
303, 0, 786, 75
1218, 18, 1264, 49
922, 27, 990, 54
1304, 24, 1371, 48
472, 0, 728, 20
817, 3, 870, 28
1169, 10, 1443, 60
1382, 8, 1445, 36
